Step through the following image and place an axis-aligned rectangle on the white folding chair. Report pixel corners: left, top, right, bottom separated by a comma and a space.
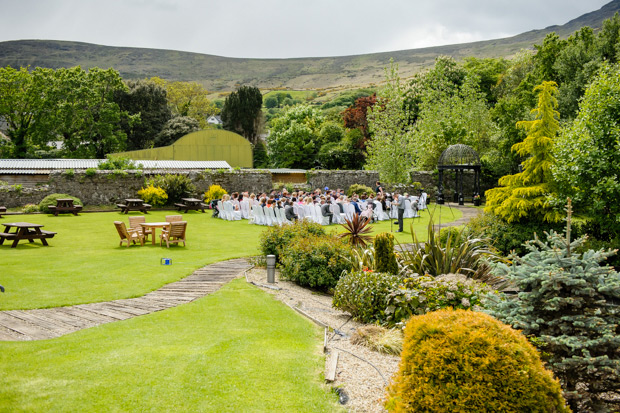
252, 205, 265, 225
303, 204, 315, 223
374, 200, 389, 221
217, 201, 227, 220
419, 193, 428, 210
239, 200, 250, 219
265, 207, 276, 226
404, 199, 415, 218
330, 203, 345, 224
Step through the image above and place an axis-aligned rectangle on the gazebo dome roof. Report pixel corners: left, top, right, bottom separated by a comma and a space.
438, 144, 481, 167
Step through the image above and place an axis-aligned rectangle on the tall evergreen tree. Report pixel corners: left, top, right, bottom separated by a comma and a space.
221, 85, 263, 145
485, 81, 563, 223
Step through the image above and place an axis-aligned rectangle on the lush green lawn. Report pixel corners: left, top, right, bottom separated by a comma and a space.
0, 278, 343, 412
0, 206, 460, 411
0, 207, 460, 311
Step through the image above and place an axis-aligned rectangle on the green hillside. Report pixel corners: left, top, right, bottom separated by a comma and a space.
1, 1, 619, 92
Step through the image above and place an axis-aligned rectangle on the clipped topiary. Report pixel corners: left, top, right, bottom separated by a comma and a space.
386, 309, 569, 413
39, 193, 83, 214
374, 232, 398, 274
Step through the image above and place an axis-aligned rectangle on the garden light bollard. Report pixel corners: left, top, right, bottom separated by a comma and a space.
266, 255, 276, 283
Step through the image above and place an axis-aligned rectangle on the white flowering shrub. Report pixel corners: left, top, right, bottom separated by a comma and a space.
385, 273, 495, 326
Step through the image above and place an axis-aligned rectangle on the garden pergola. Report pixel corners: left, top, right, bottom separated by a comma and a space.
436, 144, 481, 205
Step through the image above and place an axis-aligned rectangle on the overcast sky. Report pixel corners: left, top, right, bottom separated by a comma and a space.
0, 0, 611, 59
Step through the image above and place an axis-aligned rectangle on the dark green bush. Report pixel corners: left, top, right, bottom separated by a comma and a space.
439, 226, 462, 246
386, 309, 569, 412
39, 193, 83, 213
146, 174, 196, 204
374, 232, 398, 274
259, 220, 326, 262
333, 270, 402, 323
347, 184, 374, 197
279, 235, 352, 291
466, 212, 565, 256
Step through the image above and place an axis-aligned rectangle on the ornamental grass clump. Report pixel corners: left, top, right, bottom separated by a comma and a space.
386, 309, 569, 412
398, 218, 506, 289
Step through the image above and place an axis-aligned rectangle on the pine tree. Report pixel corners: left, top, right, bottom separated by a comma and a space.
486, 200, 620, 412
484, 81, 562, 223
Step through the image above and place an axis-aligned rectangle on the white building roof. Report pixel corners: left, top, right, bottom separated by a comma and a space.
0, 159, 232, 174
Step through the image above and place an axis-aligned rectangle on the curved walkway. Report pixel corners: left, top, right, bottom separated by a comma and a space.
0, 259, 252, 341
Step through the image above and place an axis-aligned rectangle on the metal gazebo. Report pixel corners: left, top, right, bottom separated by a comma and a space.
436, 144, 481, 205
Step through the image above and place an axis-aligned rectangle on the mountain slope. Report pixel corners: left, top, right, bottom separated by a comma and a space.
0, 1, 618, 91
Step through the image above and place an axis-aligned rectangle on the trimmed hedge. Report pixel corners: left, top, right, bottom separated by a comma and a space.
386, 309, 569, 412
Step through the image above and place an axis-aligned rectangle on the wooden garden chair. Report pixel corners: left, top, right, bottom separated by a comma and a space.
165, 215, 183, 223
114, 221, 144, 247
128, 216, 152, 242
160, 221, 187, 248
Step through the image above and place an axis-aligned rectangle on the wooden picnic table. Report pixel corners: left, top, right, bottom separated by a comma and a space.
0, 206, 6, 218
117, 199, 152, 214
48, 198, 82, 216
0, 222, 56, 248
139, 222, 171, 245
175, 198, 207, 213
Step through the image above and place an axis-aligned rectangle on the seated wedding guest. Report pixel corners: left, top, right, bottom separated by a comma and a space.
285, 200, 298, 221
259, 197, 267, 208
276, 200, 284, 209
336, 195, 345, 213
350, 196, 362, 214
266, 199, 275, 208
320, 197, 333, 224
231, 192, 240, 209
249, 193, 258, 206
360, 203, 375, 222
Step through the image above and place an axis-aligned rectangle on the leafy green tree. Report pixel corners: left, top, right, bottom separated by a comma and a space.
533, 33, 566, 82
51, 67, 130, 158
266, 104, 325, 169
221, 85, 263, 145
462, 57, 510, 105
154, 115, 200, 147
150, 77, 218, 128
0, 66, 46, 158
485, 81, 562, 223
412, 74, 497, 170
264, 95, 278, 109
114, 79, 172, 150
552, 64, 620, 239
366, 61, 416, 184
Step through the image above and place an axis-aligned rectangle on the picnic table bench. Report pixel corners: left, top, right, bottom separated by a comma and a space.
0, 222, 56, 248
0, 206, 6, 218
47, 198, 82, 216
117, 199, 152, 214
175, 198, 207, 213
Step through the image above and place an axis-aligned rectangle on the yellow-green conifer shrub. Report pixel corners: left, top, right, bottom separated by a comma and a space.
386, 309, 569, 413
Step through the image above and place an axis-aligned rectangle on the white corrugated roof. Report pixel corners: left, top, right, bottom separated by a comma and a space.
0, 159, 232, 174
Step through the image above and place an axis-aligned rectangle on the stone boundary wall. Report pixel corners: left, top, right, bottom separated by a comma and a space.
0, 169, 482, 208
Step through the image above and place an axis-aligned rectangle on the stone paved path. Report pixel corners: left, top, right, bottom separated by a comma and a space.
0, 258, 252, 341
